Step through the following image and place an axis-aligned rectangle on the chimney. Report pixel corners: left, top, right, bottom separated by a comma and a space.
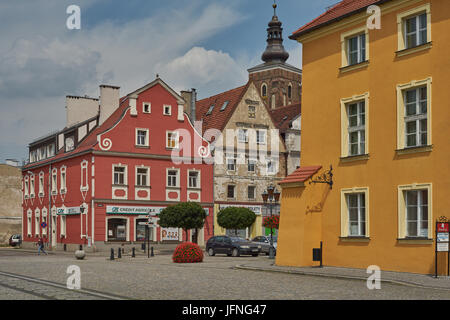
66, 96, 99, 128
180, 89, 197, 122
191, 88, 197, 122
99, 85, 120, 125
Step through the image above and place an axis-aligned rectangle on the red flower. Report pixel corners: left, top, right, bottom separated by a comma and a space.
172, 242, 203, 263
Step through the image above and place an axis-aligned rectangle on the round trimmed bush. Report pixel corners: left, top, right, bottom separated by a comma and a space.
172, 242, 204, 263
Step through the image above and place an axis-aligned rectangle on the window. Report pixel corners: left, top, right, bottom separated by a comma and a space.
405, 190, 428, 237
266, 159, 276, 174
271, 95, 276, 109
248, 106, 256, 118
30, 175, 35, 198
27, 211, 32, 236
38, 173, 44, 196
341, 187, 369, 238
206, 104, 215, 115
227, 185, 235, 199
347, 101, 366, 156
220, 101, 229, 111
288, 84, 292, 99
60, 168, 67, 193
163, 105, 172, 115
261, 84, 267, 97
114, 166, 126, 185
136, 168, 148, 187
167, 170, 178, 187
143, 103, 151, 113
29, 150, 37, 163
42, 215, 47, 236
65, 136, 75, 152
347, 193, 366, 236
38, 147, 46, 161
256, 130, 266, 144
166, 131, 179, 149
340, 93, 369, 158
24, 177, 29, 199
136, 129, 149, 147
396, 78, 432, 150
35, 209, 40, 236
47, 144, 55, 157
60, 215, 67, 236
51, 169, 57, 194
226, 158, 236, 171
340, 26, 369, 68
248, 159, 256, 172
188, 171, 199, 188
404, 87, 427, 147
238, 129, 248, 143
397, 4, 431, 52
80, 161, 89, 191
248, 186, 256, 200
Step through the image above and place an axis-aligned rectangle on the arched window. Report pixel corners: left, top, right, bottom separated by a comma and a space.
271, 94, 276, 109
288, 84, 292, 99
261, 84, 267, 97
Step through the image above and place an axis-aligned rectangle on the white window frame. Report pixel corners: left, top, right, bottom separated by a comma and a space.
404, 87, 428, 148
29, 174, 35, 198
41, 208, 48, 236
166, 168, 180, 188
340, 93, 369, 157
47, 144, 55, 158
60, 215, 67, 237
24, 176, 29, 199
266, 159, 277, 175
27, 209, 32, 236
261, 83, 267, 97
35, 208, 40, 236
60, 166, 67, 194
341, 187, 370, 238
166, 131, 179, 149
51, 168, 57, 195
347, 101, 366, 156
80, 160, 89, 191
113, 165, 127, 186
38, 172, 45, 196
163, 105, 172, 116
143, 102, 151, 114
347, 193, 366, 236
226, 158, 236, 172
135, 166, 150, 187
248, 158, 256, 173
188, 170, 200, 189
397, 4, 431, 52
340, 26, 369, 68
256, 130, 266, 145
136, 128, 149, 147
238, 129, 249, 143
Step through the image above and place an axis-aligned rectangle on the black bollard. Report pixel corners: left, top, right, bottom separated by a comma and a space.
118, 247, 122, 258
132, 247, 135, 258
142, 243, 146, 251
151, 246, 154, 257
110, 248, 114, 260
63, 244, 67, 251
79, 245, 83, 250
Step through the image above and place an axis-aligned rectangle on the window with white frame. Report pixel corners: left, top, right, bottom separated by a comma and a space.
29, 150, 37, 163
47, 144, 55, 157
347, 101, 366, 156
30, 175, 35, 197
163, 105, 172, 115
227, 185, 235, 199
404, 87, 427, 147
238, 129, 249, 143
51, 169, 57, 194
35, 210, 40, 236
60, 215, 66, 236
24, 176, 29, 198
136, 167, 149, 187
167, 170, 179, 187
188, 171, 199, 188
347, 33, 366, 65
266, 159, 277, 174
347, 193, 366, 236
38, 173, 44, 196
136, 129, 149, 147
248, 186, 256, 200
226, 158, 236, 171
27, 213, 32, 236
248, 158, 256, 172
143, 102, 151, 114
60, 168, 67, 193
256, 130, 266, 144
166, 131, 179, 149
81, 161, 88, 191
404, 13, 427, 49
405, 189, 428, 237
42, 213, 47, 236
113, 166, 126, 185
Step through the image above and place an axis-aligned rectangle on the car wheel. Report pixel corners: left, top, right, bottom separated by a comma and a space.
207, 248, 215, 256
232, 248, 240, 257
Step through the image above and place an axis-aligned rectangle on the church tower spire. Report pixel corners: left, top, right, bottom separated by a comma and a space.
261, 1, 289, 63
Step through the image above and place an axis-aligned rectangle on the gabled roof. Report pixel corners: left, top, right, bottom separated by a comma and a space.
195, 84, 249, 135
270, 103, 301, 134
290, 0, 391, 40
279, 165, 322, 185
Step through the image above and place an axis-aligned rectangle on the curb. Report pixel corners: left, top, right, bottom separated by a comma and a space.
234, 264, 450, 291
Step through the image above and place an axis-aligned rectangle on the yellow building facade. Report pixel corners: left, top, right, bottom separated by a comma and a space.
277, 0, 450, 274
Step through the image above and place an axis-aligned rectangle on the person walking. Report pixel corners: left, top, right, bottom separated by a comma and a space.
37, 237, 48, 255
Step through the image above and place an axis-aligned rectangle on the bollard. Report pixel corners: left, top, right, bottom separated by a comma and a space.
118, 247, 122, 259
79, 245, 83, 250
142, 243, 146, 251
63, 244, 67, 251
132, 247, 135, 258
110, 248, 114, 260
151, 246, 154, 257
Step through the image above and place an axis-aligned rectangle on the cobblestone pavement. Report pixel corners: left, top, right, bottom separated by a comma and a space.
1, 249, 450, 300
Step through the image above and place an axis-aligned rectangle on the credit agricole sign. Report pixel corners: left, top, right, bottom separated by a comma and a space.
106, 206, 165, 215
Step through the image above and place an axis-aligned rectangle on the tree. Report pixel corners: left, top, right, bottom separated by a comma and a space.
217, 207, 256, 236
159, 202, 206, 243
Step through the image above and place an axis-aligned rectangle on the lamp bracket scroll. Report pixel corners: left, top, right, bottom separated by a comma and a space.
309, 165, 333, 189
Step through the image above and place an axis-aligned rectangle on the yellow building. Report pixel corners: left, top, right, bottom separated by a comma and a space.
277, 0, 450, 275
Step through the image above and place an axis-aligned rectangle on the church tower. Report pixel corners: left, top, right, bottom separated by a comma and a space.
248, 1, 302, 109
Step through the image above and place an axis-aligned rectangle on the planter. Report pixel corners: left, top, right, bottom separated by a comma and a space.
75, 250, 86, 260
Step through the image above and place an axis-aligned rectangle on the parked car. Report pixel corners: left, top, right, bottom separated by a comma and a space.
206, 236, 261, 257
252, 235, 277, 255
9, 234, 22, 247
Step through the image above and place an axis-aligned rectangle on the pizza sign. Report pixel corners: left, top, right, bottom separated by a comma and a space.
437, 223, 449, 233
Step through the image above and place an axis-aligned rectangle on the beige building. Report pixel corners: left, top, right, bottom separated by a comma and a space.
0, 163, 22, 244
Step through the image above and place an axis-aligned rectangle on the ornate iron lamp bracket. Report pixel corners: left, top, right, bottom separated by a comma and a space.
309, 165, 333, 189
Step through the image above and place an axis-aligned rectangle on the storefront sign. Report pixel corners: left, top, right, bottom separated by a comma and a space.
106, 206, 165, 215
57, 207, 81, 215
162, 228, 179, 241
438, 222, 449, 233
219, 204, 261, 215
437, 233, 449, 242
437, 243, 449, 252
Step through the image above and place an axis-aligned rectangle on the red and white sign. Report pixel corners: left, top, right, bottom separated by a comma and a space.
437, 223, 449, 233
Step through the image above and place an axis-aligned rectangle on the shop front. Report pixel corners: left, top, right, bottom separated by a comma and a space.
215, 204, 264, 239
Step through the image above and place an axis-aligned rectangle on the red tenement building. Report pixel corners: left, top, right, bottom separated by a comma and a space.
21, 77, 214, 251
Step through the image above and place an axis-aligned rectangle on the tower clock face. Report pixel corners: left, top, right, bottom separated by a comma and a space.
65, 136, 74, 151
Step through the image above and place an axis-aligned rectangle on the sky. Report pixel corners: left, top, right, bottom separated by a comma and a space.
0, 0, 338, 163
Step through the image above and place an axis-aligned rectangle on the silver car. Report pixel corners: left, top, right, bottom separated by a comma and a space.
252, 235, 277, 255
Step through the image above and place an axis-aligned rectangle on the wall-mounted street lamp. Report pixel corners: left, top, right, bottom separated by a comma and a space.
261, 185, 280, 259
309, 165, 333, 189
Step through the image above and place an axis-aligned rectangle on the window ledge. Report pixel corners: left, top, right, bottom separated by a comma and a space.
340, 154, 369, 163
112, 184, 128, 187
339, 236, 370, 242
135, 145, 150, 149
396, 42, 432, 58
187, 187, 201, 191
135, 185, 151, 189
339, 60, 369, 73
396, 145, 432, 155
397, 238, 433, 245
165, 147, 179, 151
166, 186, 180, 190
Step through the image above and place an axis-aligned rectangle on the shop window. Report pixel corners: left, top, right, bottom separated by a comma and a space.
108, 218, 127, 241
135, 219, 148, 242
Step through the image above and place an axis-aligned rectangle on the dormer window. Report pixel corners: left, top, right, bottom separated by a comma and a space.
65, 136, 75, 152
47, 144, 55, 157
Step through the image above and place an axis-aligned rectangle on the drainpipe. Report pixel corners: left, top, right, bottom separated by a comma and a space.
191, 88, 197, 122
48, 163, 52, 249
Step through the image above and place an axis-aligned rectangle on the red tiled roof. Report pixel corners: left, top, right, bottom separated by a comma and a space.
270, 103, 301, 133
290, 0, 391, 39
196, 84, 249, 135
279, 165, 322, 185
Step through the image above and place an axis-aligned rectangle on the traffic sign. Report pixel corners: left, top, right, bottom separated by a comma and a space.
41, 222, 47, 228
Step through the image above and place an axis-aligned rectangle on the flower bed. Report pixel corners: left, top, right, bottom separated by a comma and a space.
172, 242, 204, 263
